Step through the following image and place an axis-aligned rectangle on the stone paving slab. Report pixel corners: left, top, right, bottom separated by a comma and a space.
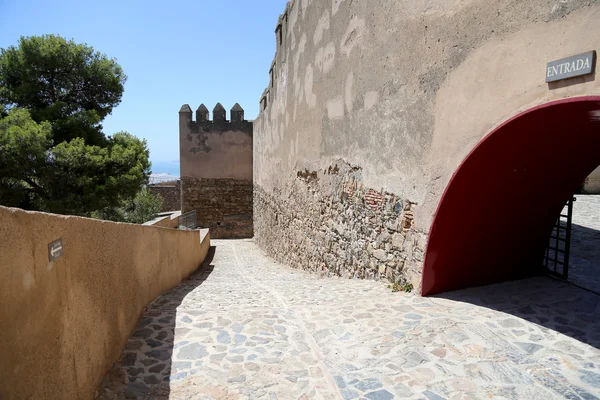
97, 240, 600, 400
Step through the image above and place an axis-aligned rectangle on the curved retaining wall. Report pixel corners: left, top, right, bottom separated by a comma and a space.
0, 206, 210, 399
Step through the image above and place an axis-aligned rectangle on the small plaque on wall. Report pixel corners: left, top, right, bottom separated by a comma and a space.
48, 238, 63, 262
546, 51, 596, 83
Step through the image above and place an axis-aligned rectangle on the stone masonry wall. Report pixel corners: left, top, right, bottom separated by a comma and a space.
182, 177, 253, 239
253, 0, 600, 293
149, 181, 181, 212
254, 161, 427, 289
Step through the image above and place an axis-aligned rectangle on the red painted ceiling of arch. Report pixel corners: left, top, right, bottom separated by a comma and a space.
422, 97, 600, 296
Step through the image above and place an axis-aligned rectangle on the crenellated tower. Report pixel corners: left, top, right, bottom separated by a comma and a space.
179, 103, 253, 136
178, 103, 253, 239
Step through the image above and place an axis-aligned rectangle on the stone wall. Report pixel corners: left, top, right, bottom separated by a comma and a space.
149, 180, 181, 212
254, 161, 427, 286
182, 177, 253, 239
582, 166, 600, 194
0, 206, 210, 400
254, 0, 600, 292
179, 103, 253, 238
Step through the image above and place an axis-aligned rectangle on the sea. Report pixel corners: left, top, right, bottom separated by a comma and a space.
149, 160, 180, 183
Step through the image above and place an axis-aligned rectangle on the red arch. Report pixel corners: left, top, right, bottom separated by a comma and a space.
422, 96, 600, 296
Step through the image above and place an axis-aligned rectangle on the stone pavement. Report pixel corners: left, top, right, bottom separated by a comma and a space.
97, 240, 600, 400
569, 195, 600, 293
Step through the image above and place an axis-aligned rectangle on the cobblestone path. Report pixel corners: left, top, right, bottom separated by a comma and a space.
97, 240, 600, 399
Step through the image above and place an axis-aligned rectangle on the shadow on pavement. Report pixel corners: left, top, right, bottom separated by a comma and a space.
96, 246, 216, 399
569, 223, 600, 294
436, 276, 600, 350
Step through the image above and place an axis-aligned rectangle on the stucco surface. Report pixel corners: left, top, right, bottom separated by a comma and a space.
180, 129, 253, 181
422, 5, 600, 229
143, 212, 182, 229
144, 215, 173, 228
256, 0, 600, 199
254, 0, 600, 288
0, 206, 210, 400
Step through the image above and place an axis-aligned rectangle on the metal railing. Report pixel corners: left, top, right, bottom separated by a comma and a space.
543, 197, 575, 280
178, 210, 197, 230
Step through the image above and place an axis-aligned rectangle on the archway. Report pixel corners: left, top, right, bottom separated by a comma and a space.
422, 97, 600, 296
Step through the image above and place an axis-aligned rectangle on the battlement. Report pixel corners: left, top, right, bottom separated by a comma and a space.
260, 88, 270, 111
178, 102, 254, 239
179, 103, 253, 135
275, 2, 290, 49
260, 1, 292, 112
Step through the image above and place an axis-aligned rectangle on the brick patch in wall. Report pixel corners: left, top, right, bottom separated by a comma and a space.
253, 161, 427, 290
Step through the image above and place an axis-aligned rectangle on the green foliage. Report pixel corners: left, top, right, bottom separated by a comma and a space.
0, 35, 151, 216
91, 187, 163, 224
0, 108, 53, 210
127, 187, 163, 224
388, 281, 414, 293
0, 34, 126, 145
0, 109, 151, 215
90, 207, 126, 223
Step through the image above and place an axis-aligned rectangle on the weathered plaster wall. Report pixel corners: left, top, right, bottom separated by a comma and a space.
254, 0, 600, 290
179, 104, 253, 238
0, 206, 210, 400
422, 4, 600, 230
142, 211, 182, 229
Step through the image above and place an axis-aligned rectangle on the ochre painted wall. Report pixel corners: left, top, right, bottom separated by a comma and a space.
0, 206, 210, 400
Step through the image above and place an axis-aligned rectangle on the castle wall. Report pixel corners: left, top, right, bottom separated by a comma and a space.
149, 180, 181, 212
179, 104, 253, 239
254, 0, 600, 290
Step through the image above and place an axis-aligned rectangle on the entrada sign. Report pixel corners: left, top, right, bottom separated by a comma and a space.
546, 51, 596, 83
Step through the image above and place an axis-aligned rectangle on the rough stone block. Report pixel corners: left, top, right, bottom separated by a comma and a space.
182, 177, 253, 239
253, 162, 426, 290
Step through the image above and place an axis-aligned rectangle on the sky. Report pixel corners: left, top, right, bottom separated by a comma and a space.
0, 0, 287, 176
